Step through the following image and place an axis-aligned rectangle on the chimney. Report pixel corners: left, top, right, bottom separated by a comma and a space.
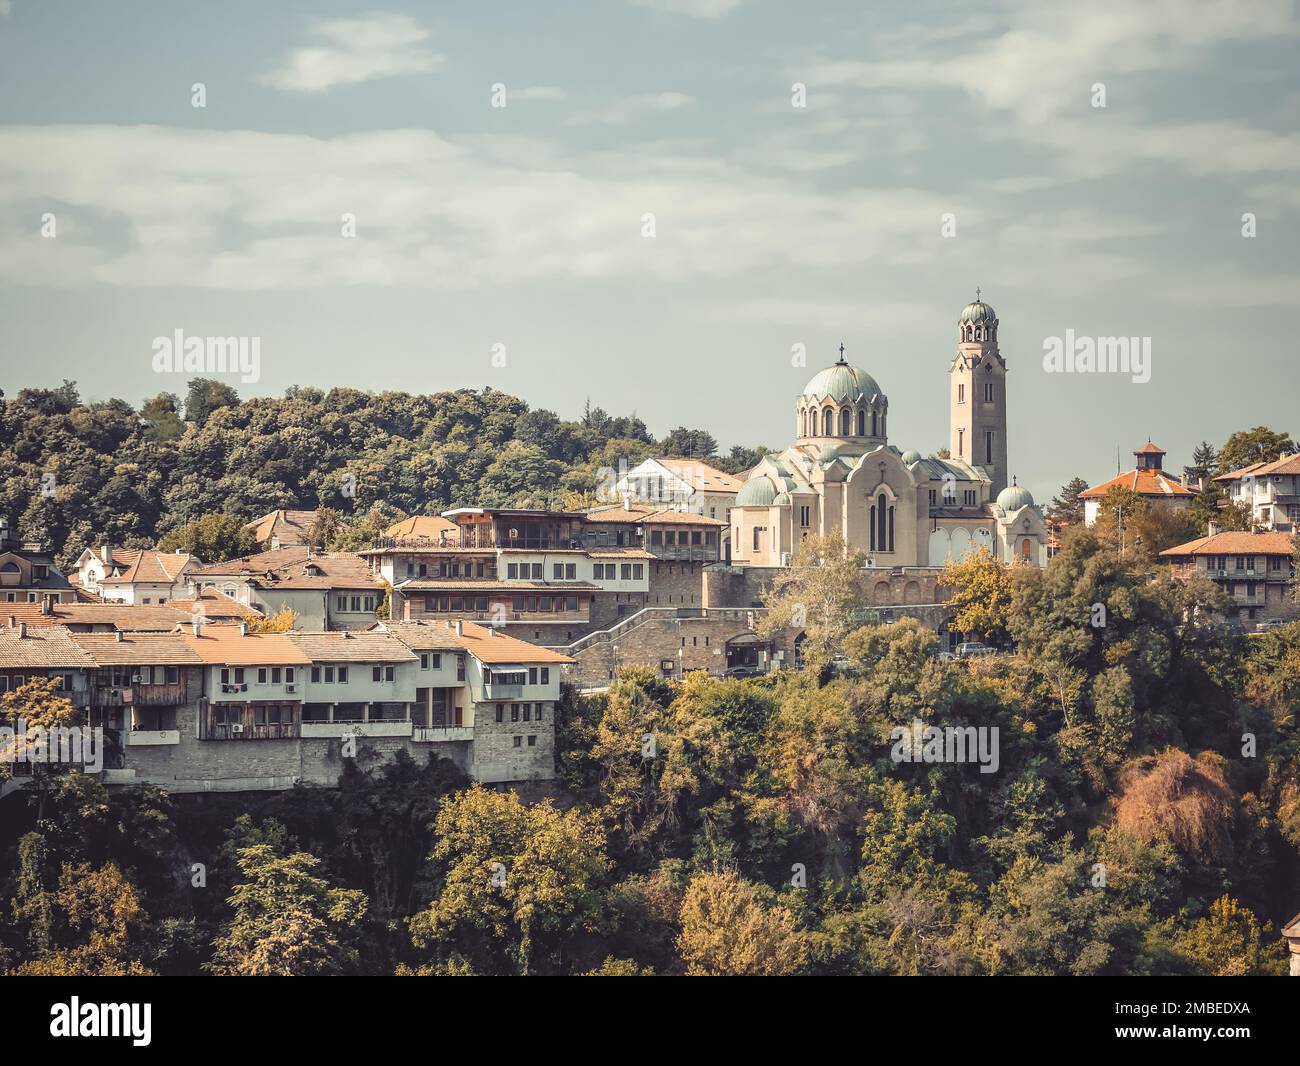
622, 494, 631, 512
1207, 520, 1221, 537
17, 622, 26, 638
39, 595, 53, 616
115, 630, 124, 642
100, 542, 111, 567
239, 622, 248, 637
341, 629, 352, 639
7, 615, 15, 629
454, 619, 463, 636
191, 620, 202, 637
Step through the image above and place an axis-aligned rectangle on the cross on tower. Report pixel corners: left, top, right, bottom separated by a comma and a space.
837, 342, 846, 363
976, 286, 981, 301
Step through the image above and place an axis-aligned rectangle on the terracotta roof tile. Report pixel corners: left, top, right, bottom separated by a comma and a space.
285, 632, 418, 663
179, 626, 312, 665
1079, 469, 1194, 499
1160, 530, 1298, 557
0, 624, 98, 668
71, 632, 203, 665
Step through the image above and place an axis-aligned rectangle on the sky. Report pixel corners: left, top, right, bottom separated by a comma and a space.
1, 0, 1298, 503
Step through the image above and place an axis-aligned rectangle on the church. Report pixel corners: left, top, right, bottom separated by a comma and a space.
730, 294, 1047, 571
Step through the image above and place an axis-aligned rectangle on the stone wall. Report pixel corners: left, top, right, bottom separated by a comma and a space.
649, 560, 708, 607
470, 700, 556, 784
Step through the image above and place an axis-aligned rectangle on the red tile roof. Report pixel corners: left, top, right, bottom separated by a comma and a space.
1160, 530, 1298, 558
1079, 469, 1194, 499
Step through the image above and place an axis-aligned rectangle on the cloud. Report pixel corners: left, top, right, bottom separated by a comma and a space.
629, 0, 743, 19
565, 91, 694, 126
258, 13, 444, 93
509, 86, 568, 102
0, 123, 959, 290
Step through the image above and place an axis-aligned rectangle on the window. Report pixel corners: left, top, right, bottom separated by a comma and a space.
856, 409, 865, 436
650, 530, 662, 546
430, 654, 441, 669
527, 735, 537, 747
234, 668, 245, 684
633, 564, 644, 580
324, 666, 335, 683
337, 666, 346, 683
540, 667, 549, 684
535, 704, 544, 722
513, 736, 522, 748
929, 489, 937, 506
800, 506, 810, 527
553, 563, 563, 579
311, 666, 321, 682
958, 383, 965, 403
528, 667, 538, 684
166, 666, 180, 684
257, 668, 267, 684
456, 655, 465, 681
373, 666, 381, 682
984, 382, 995, 402
753, 527, 760, 551
496, 703, 504, 723
336, 595, 347, 611
531, 563, 542, 579
985, 430, 994, 464
271, 667, 281, 684
385, 666, 395, 682
621, 564, 632, 580
565, 563, 576, 579
523, 704, 532, 721
511, 705, 520, 722
220, 668, 230, 685
507, 562, 519, 579
964, 489, 977, 506
420, 653, 428, 669
958, 429, 964, 457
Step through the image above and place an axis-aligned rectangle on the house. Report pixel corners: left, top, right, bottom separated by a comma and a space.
364, 507, 652, 641
379, 618, 572, 783
613, 456, 742, 520
0, 621, 96, 706
1079, 441, 1195, 526
1283, 911, 1300, 976
0, 519, 75, 605
166, 587, 263, 626
187, 546, 383, 629
1213, 453, 1300, 532
244, 509, 319, 549
580, 503, 724, 606
384, 514, 460, 544
1159, 529, 1298, 627
72, 544, 195, 604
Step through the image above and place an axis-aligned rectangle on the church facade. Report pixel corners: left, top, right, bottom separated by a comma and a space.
730, 295, 1047, 570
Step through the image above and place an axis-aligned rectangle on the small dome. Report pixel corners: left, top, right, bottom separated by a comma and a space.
802, 362, 885, 404
901, 449, 922, 465
772, 492, 791, 506
996, 481, 1034, 512
960, 297, 996, 323
735, 477, 777, 507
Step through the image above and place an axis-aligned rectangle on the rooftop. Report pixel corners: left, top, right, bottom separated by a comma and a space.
1160, 530, 1298, 557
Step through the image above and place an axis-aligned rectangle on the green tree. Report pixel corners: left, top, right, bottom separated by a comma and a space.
184, 378, 240, 426
658, 427, 718, 459
939, 545, 1017, 643
1216, 426, 1296, 474
759, 531, 867, 667
1045, 476, 1091, 527
207, 845, 368, 976
156, 512, 256, 561
676, 870, 806, 976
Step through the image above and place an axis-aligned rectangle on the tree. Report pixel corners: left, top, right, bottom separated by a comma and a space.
409, 786, 610, 974
156, 512, 255, 561
1187, 441, 1217, 482
677, 871, 806, 975
207, 845, 368, 976
658, 427, 718, 459
939, 545, 1017, 643
1166, 895, 1286, 976
1045, 476, 1090, 527
1216, 426, 1296, 474
0, 677, 85, 819
759, 531, 867, 666
184, 378, 240, 426
246, 607, 297, 633
141, 392, 185, 441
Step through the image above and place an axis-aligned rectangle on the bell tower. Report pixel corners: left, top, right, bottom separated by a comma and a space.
949, 290, 1009, 496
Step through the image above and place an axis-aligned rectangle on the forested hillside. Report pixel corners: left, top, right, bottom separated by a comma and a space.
0, 380, 765, 568
1, 530, 1295, 975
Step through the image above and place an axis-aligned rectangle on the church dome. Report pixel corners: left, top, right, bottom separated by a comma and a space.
960, 297, 996, 323
996, 481, 1034, 512
901, 449, 922, 465
735, 476, 778, 507
802, 362, 885, 404
772, 492, 791, 506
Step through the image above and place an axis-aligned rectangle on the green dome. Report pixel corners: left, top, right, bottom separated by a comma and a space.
736, 477, 777, 507
802, 362, 885, 404
960, 298, 996, 323
901, 449, 922, 465
996, 482, 1034, 512
772, 492, 791, 506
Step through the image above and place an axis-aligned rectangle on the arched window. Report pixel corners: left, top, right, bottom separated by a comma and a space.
1021, 538, 1032, 558
871, 409, 878, 436
876, 493, 888, 551
799, 409, 806, 437
856, 409, 866, 436
888, 506, 895, 552
822, 408, 833, 436
840, 408, 851, 436
869, 504, 876, 550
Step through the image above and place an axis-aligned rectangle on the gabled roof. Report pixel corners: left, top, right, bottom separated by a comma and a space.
378, 619, 573, 664
1160, 530, 1298, 558
373, 621, 468, 652
189, 546, 381, 590
285, 631, 418, 663
167, 588, 262, 621
71, 631, 203, 666
0, 624, 97, 668
384, 515, 460, 541
649, 458, 743, 494
1079, 469, 1194, 499
0, 549, 73, 589
1214, 454, 1300, 482
99, 549, 193, 585
179, 626, 312, 666
244, 509, 318, 546
0, 603, 190, 631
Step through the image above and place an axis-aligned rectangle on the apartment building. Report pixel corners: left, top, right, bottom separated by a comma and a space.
187, 546, 383, 629
1160, 530, 1299, 626
1213, 453, 1300, 532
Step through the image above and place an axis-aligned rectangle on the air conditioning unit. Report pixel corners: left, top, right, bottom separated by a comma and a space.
131, 673, 144, 684
285, 683, 296, 693
230, 723, 244, 733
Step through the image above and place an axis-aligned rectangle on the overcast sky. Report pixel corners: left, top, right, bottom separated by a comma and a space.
1, 0, 1297, 502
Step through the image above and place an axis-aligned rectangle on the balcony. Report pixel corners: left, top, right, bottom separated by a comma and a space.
126, 729, 180, 746
93, 683, 185, 708
482, 682, 523, 699
200, 721, 300, 741
414, 725, 474, 743
300, 721, 413, 739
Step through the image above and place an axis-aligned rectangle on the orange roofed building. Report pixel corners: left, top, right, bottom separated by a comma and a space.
1160, 529, 1298, 628
1079, 441, 1195, 526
